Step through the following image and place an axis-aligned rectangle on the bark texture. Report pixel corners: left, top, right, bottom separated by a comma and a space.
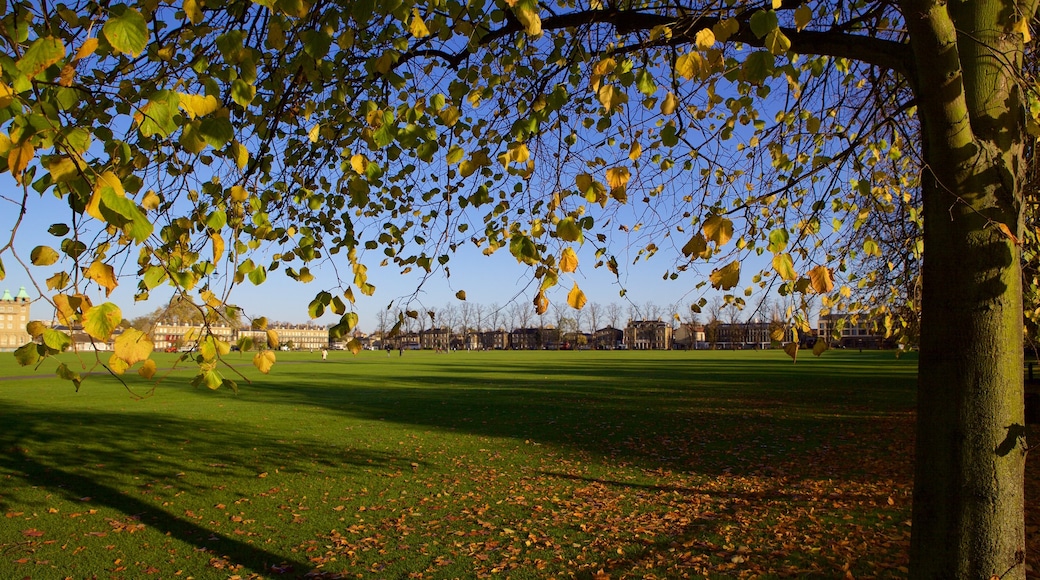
904, 0, 1029, 576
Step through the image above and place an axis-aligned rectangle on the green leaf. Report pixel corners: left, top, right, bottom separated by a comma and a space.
231, 79, 256, 107
17, 37, 65, 80
556, 217, 583, 242
767, 228, 789, 253
103, 7, 149, 57
199, 117, 234, 149
248, 264, 267, 285
509, 234, 539, 265
82, 302, 122, 341
743, 51, 775, 85
42, 328, 72, 353
143, 265, 167, 289
100, 188, 152, 243
14, 342, 41, 366
56, 362, 83, 389
749, 10, 779, 38
136, 90, 179, 138
765, 28, 792, 55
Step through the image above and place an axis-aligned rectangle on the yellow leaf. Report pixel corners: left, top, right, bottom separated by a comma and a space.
511, 0, 542, 35
230, 141, 249, 169
0, 82, 14, 108
703, 215, 733, 246
230, 185, 249, 202
73, 37, 99, 61
140, 190, 160, 210
1014, 18, 1032, 42
709, 261, 740, 290
253, 350, 276, 374
266, 329, 279, 349
409, 7, 430, 38
560, 247, 578, 273
783, 341, 799, 362
772, 0, 782, 9
351, 154, 368, 174
8, 140, 34, 184
712, 18, 740, 42
211, 232, 224, 263
83, 260, 118, 296
769, 324, 787, 342
675, 53, 700, 80
567, 283, 587, 310
346, 338, 362, 355
681, 233, 709, 259
113, 327, 154, 367
456, 290, 467, 301
597, 84, 627, 112
605, 167, 630, 191
439, 105, 461, 126
628, 141, 642, 162
809, 265, 834, 293
26, 321, 47, 339
308, 123, 320, 143
533, 290, 549, 315
661, 92, 678, 115
178, 93, 221, 118
772, 253, 797, 280
183, 0, 204, 24
88, 171, 125, 221
139, 358, 157, 379
695, 28, 716, 49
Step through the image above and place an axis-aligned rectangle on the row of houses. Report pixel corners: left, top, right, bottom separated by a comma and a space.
0, 286, 893, 353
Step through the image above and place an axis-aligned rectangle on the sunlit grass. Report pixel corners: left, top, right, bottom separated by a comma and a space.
1, 349, 925, 578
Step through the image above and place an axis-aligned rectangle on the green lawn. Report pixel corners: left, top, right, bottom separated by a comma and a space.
1, 349, 922, 578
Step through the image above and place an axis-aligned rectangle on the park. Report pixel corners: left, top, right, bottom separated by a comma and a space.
2, 348, 1034, 578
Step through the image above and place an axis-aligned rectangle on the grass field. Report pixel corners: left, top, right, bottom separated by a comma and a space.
0, 348, 1030, 578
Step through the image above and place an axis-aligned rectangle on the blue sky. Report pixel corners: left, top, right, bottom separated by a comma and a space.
0, 172, 732, 332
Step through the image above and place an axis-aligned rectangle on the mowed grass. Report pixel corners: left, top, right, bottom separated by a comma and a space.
0, 347, 959, 578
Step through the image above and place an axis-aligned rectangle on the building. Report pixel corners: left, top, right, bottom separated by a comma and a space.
151, 321, 236, 351
623, 320, 672, 350
590, 326, 623, 350
509, 327, 544, 350
818, 313, 887, 349
0, 287, 32, 351
672, 324, 705, 349
477, 329, 510, 350
420, 327, 452, 350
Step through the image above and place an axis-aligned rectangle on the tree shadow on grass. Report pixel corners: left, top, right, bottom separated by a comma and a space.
0, 403, 401, 576
222, 354, 917, 485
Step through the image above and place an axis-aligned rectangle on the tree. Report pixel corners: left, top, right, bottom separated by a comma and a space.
586, 302, 602, 333
2, 0, 1035, 575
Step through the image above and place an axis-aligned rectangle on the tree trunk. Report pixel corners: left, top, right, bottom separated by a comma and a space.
903, 0, 1030, 576
912, 165, 1026, 578
905, 1, 1028, 572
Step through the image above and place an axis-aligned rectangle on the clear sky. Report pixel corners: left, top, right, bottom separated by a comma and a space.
0, 172, 739, 333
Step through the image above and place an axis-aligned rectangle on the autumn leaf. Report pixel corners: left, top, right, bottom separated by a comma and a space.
567, 283, 587, 309
254, 350, 276, 373
703, 215, 733, 246
82, 302, 122, 341
809, 265, 835, 293
783, 341, 799, 362
560, 247, 578, 273
84, 260, 118, 296
112, 327, 153, 369
709, 261, 740, 290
